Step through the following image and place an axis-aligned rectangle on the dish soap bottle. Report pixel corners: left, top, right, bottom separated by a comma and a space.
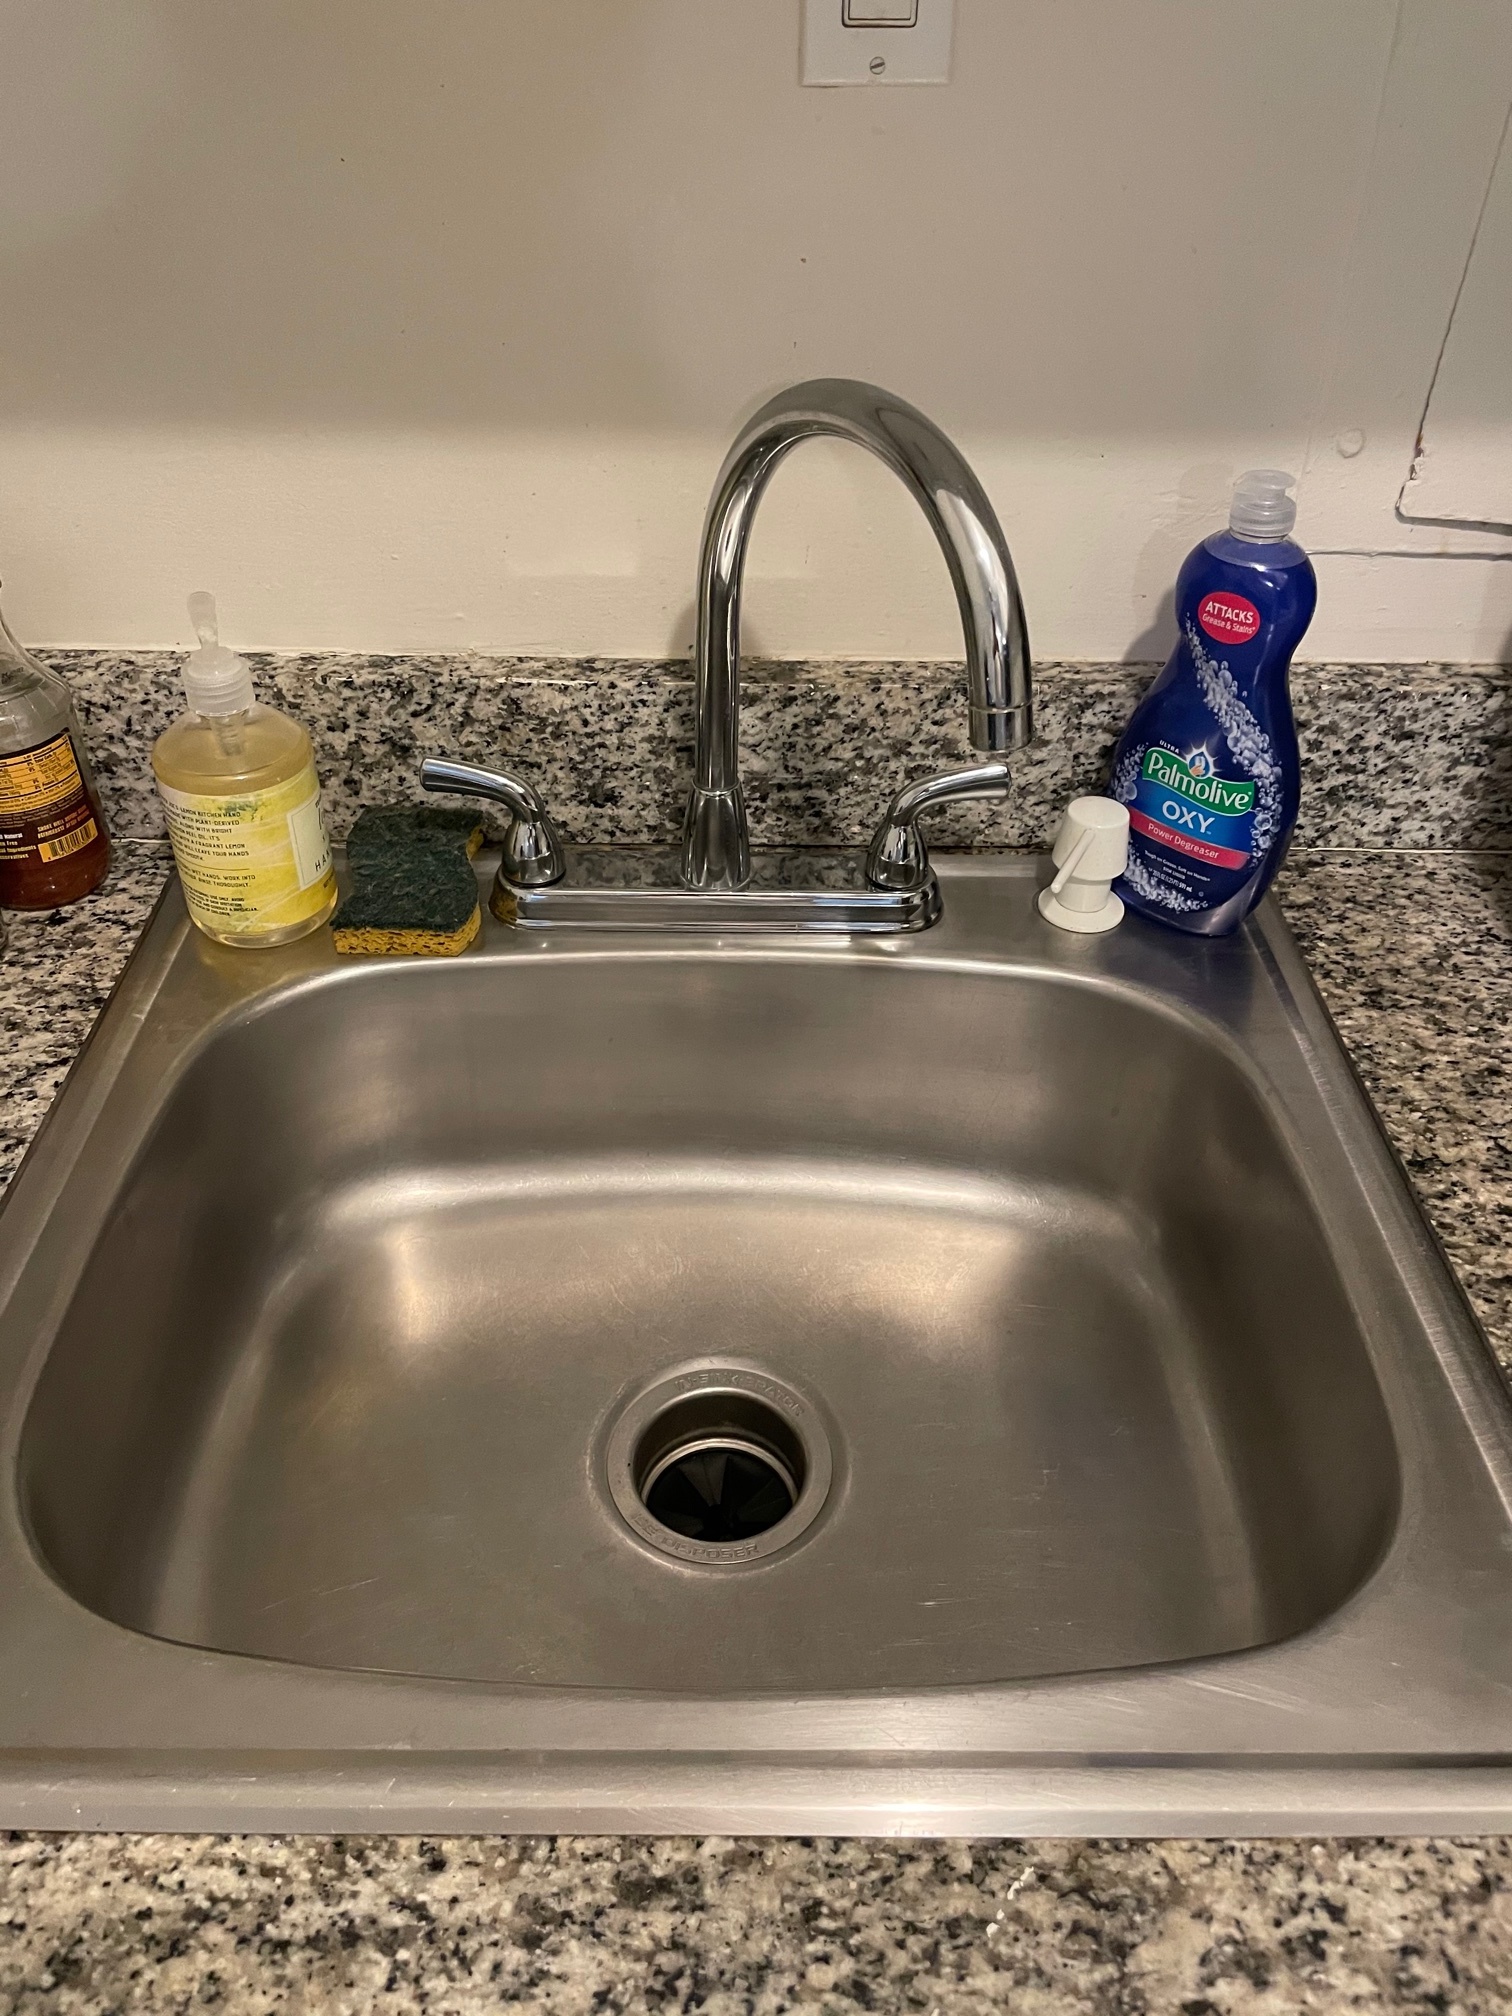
152, 594, 336, 947
0, 583, 111, 909
1109, 471, 1316, 937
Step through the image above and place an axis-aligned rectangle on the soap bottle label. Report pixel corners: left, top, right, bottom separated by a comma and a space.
158, 766, 335, 936
1113, 614, 1291, 923
1128, 746, 1256, 870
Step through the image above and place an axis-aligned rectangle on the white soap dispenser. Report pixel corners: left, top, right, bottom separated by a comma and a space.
1038, 796, 1130, 934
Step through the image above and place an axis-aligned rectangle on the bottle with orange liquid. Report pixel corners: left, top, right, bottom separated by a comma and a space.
0, 584, 110, 911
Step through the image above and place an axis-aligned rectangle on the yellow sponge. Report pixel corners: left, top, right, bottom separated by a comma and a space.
332, 804, 486, 958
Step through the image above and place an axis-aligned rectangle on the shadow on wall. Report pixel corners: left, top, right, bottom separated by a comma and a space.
1124, 462, 1240, 663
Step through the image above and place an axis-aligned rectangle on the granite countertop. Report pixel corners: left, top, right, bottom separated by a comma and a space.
2, 841, 1511, 2013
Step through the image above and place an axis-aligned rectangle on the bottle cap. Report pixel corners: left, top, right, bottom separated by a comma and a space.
1037, 795, 1129, 935
1229, 469, 1297, 542
183, 592, 255, 716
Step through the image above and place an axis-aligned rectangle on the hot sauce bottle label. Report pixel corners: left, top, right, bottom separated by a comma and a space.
0, 730, 101, 868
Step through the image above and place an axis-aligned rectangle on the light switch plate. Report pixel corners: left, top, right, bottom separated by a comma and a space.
843, 1, 919, 21
801, 0, 954, 85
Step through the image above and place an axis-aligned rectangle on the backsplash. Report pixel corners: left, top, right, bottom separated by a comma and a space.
59, 652, 1512, 852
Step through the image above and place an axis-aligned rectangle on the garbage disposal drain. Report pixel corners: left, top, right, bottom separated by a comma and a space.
643, 1427, 797, 1544
603, 1366, 833, 1566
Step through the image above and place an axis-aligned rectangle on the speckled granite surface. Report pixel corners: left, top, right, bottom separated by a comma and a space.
1, 843, 1511, 2010
0, 845, 170, 1193
1281, 851, 1512, 1372
54, 651, 1512, 853
3, 1833, 1512, 2014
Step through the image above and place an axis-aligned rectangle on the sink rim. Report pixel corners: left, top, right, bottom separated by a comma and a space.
0, 852, 1510, 1835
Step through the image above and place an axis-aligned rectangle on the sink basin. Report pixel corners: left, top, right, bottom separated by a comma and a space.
1, 855, 1510, 1833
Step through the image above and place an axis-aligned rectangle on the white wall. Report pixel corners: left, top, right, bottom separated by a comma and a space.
1, 0, 1510, 661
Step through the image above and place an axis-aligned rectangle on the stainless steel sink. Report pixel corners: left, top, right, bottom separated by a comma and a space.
1, 854, 1511, 1834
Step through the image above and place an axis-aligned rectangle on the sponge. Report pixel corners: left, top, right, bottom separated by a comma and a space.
332, 801, 488, 957
345, 802, 486, 864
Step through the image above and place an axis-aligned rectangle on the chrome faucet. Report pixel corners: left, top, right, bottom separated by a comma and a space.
681, 379, 1033, 891
424, 379, 1035, 933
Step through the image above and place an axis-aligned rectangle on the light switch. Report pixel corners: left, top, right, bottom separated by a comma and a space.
802, 0, 953, 85
842, 1, 919, 23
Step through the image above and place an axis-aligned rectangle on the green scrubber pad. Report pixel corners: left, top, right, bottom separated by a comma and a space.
345, 802, 486, 864
332, 801, 485, 958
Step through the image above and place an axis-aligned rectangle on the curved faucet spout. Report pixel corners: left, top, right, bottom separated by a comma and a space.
680, 378, 1034, 891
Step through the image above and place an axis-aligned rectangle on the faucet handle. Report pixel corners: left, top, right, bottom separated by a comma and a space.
420, 757, 566, 888
865, 760, 1010, 893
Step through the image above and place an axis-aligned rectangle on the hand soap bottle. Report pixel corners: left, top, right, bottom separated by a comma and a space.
152, 595, 336, 947
1109, 471, 1316, 937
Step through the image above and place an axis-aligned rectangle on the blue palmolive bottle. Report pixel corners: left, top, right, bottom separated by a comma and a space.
1109, 470, 1316, 937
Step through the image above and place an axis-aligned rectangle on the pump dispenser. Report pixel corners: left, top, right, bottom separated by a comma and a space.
151, 595, 336, 946
1037, 796, 1130, 934
183, 591, 256, 716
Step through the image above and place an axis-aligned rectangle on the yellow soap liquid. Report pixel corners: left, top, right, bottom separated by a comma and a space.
152, 703, 337, 947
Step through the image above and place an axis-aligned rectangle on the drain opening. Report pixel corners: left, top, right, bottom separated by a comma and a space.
605, 1365, 833, 1564
643, 1438, 797, 1542
633, 1392, 807, 1547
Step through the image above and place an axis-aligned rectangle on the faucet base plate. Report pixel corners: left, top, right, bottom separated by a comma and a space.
491, 847, 943, 934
